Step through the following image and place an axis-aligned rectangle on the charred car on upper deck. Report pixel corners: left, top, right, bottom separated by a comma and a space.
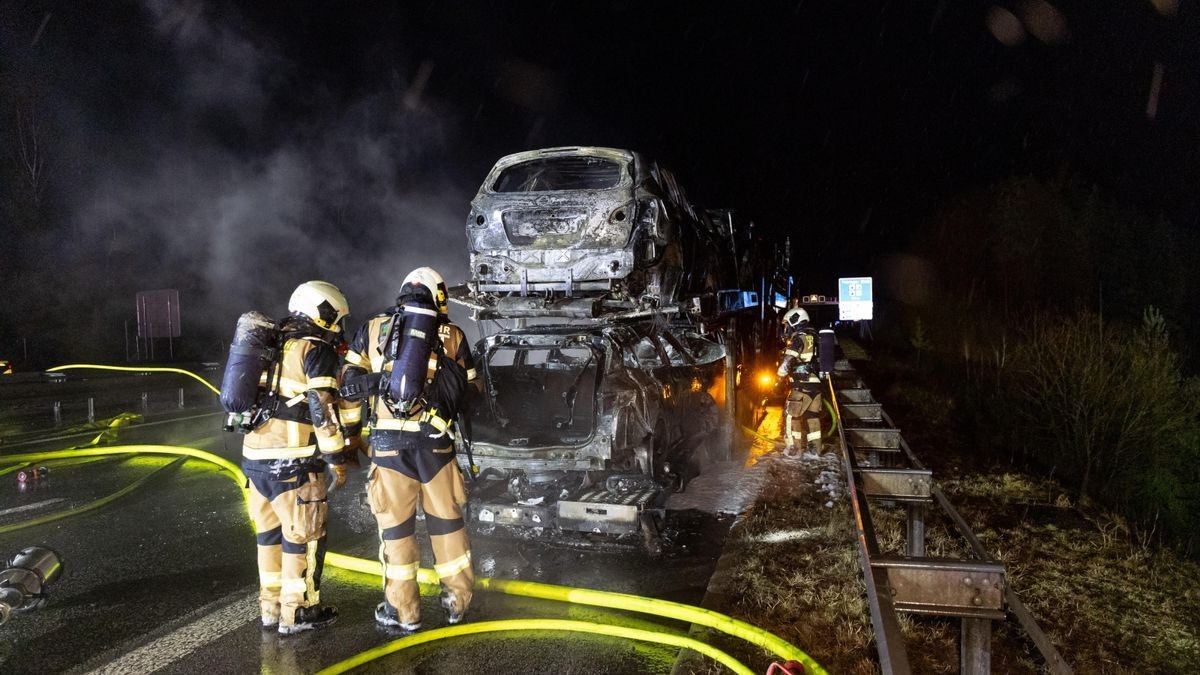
462, 146, 735, 319
461, 320, 729, 536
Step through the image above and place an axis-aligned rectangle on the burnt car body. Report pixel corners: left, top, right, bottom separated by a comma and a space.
451, 147, 785, 539
462, 147, 735, 319
461, 320, 729, 534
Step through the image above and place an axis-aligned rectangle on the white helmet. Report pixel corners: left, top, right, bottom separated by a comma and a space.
781, 307, 810, 331
289, 280, 350, 333
399, 267, 449, 315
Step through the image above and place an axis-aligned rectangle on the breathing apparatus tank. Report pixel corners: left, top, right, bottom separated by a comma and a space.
386, 289, 440, 414
0, 546, 63, 625
220, 311, 280, 432
818, 329, 837, 377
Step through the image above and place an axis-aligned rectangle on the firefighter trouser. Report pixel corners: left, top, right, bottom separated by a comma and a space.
784, 388, 823, 451
366, 460, 472, 625
248, 472, 328, 626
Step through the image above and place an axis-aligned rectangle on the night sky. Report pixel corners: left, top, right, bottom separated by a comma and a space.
1, 1, 1196, 359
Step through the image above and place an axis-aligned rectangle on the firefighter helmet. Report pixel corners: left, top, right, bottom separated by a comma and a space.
288, 280, 350, 333
781, 307, 810, 331
399, 267, 449, 316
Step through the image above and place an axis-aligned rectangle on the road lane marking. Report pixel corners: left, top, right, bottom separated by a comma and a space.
85, 590, 258, 675
0, 497, 67, 516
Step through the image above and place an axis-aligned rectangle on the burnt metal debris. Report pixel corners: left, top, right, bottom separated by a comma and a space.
451, 146, 792, 545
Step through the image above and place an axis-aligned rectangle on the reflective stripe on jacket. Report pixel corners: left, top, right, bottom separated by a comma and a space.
243, 335, 345, 461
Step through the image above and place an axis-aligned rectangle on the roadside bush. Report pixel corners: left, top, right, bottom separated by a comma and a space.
882, 176, 1200, 552
1000, 309, 1200, 551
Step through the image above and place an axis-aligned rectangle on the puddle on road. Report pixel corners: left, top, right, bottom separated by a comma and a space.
664, 405, 783, 516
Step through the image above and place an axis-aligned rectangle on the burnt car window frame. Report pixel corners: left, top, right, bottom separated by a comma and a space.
624, 334, 669, 370
677, 330, 726, 366
474, 338, 605, 448
660, 331, 698, 366
490, 155, 627, 193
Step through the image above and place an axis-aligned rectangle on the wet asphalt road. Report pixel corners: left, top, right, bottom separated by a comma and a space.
0, 369, 221, 440
0, 381, 742, 674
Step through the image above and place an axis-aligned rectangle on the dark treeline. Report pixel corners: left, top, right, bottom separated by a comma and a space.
877, 175, 1200, 553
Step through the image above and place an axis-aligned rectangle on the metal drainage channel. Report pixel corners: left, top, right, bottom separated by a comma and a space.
827, 358, 1072, 675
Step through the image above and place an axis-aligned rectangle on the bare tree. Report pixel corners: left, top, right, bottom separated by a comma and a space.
5, 12, 54, 216
14, 103, 47, 210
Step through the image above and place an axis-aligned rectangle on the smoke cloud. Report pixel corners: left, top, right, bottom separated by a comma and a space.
2, 1, 474, 362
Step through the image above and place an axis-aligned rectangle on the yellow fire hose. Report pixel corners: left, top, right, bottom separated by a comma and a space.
741, 397, 839, 446
327, 551, 818, 671
6, 364, 827, 674
0, 457, 184, 535
315, 619, 756, 675
46, 364, 221, 397
0, 445, 248, 490
0, 455, 119, 479
0, 462, 32, 478
0, 452, 165, 487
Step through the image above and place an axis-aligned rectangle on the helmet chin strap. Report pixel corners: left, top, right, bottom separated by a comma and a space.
284, 313, 341, 343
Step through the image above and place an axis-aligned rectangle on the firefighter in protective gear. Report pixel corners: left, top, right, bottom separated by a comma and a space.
240, 280, 352, 635
777, 307, 822, 456
339, 267, 478, 632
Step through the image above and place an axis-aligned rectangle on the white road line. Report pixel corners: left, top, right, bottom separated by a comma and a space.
0, 497, 66, 516
86, 592, 258, 675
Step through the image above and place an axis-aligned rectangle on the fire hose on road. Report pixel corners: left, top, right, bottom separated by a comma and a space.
0, 364, 827, 674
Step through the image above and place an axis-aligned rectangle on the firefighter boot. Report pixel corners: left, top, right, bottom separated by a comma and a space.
805, 417, 822, 455
375, 601, 421, 632
278, 605, 338, 636
441, 590, 466, 625
782, 416, 799, 458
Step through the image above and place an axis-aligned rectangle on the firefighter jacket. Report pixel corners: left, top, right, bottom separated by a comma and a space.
340, 310, 478, 465
242, 329, 346, 471
778, 327, 820, 389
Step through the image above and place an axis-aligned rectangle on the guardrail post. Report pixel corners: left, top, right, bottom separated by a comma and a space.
962, 617, 992, 675
87, 397, 95, 423
177, 387, 185, 409
838, 367, 1065, 675
907, 503, 926, 557
53, 401, 62, 426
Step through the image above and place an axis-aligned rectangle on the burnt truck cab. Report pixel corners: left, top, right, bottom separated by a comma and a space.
462, 146, 732, 319
461, 321, 728, 536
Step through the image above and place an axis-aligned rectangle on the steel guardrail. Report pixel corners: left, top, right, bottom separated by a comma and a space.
831, 362, 1071, 674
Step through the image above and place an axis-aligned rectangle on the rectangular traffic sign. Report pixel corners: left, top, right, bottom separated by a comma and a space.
838, 277, 874, 321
